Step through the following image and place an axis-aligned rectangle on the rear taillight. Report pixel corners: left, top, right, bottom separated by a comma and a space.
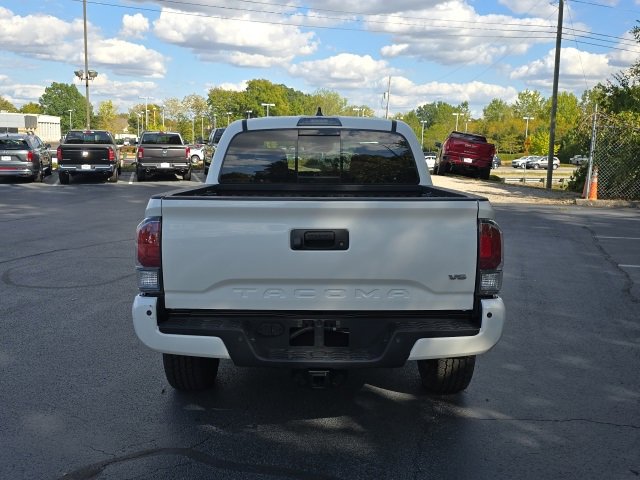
478, 220, 503, 295
56, 146, 62, 162
186, 146, 190, 159
108, 147, 115, 161
26, 151, 34, 162
136, 217, 162, 292
137, 147, 144, 159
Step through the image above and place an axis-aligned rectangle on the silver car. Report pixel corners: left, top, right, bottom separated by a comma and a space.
0, 133, 52, 182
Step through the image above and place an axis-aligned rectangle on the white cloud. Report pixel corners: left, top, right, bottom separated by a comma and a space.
0, 7, 166, 78
289, 53, 394, 89
606, 32, 640, 69
120, 13, 150, 39
510, 47, 619, 90
153, 8, 318, 68
362, 1, 570, 66
382, 76, 518, 111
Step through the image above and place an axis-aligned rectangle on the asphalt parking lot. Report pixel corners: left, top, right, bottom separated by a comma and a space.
1, 172, 638, 479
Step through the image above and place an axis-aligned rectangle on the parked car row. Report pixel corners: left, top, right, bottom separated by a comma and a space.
512, 155, 560, 170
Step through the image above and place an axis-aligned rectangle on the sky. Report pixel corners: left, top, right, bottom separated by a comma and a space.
1, 0, 639, 118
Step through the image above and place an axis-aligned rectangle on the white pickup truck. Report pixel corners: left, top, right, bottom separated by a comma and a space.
132, 114, 505, 394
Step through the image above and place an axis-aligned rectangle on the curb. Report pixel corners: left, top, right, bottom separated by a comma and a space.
575, 199, 640, 209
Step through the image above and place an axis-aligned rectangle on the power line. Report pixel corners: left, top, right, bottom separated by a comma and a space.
71, 0, 640, 55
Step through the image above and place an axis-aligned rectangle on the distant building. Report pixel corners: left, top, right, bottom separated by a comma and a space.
0, 112, 61, 143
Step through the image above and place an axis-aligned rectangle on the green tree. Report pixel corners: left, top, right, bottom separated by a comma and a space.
39, 82, 90, 132
20, 102, 42, 114
244, 79, 292, 117
513, 90, 545, 120
543, 91, 581, 139
0, 96, 18, 112
96, 100, 119, 133
415, 101, 457, 129
306, 89, 348, 116
483, 99, 512, 122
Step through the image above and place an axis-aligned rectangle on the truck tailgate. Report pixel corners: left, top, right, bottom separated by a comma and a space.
59, 146, 112, 164
160, 199, 480, 311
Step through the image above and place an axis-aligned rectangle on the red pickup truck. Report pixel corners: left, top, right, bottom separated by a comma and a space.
434, 131, 496, 180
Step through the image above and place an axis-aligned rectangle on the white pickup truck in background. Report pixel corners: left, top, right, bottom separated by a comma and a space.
132, 114, 505, 394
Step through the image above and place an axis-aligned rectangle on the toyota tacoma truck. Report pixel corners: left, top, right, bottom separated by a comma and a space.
135, 131, 191, 181
132, 114, 505, 394
56, 130, 121, 184
434, 131, 496, 180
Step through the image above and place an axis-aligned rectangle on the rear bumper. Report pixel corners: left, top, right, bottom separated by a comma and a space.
443, 155, 490, 169
132, 296, 505, 367
137, 162, 191, 173
59, 164, 116, 173
0, 166, 36, 177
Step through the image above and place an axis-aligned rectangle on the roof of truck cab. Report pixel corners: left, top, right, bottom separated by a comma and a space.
233, 115, 397, 131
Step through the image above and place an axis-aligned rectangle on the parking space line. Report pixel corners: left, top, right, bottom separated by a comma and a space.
619, 265, 640, 268
596, 236, 640, 241
128, 172, 135, 184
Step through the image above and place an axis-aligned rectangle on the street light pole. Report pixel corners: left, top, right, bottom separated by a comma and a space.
523, 116, 534, 140
246, 110, 252, 119
136, 113, 142, 138
68, 109, 73, 131
420, 120, 427, 150
139, 96, 152, 130
452, 112, 460, 131
226, 112, 232, 125
261, 103, 275, 116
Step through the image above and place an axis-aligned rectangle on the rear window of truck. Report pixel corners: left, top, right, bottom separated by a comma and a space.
219, 129, 419, 184
65, 131, 113, 144
141, 133, 183, 145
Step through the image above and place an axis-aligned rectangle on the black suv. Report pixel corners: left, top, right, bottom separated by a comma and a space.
0, 133, 53, 182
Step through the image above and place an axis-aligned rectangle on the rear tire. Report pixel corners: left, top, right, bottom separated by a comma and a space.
59, 171, 70, 184
162, 354, 219, 391
183, 169, 192, 181
418, 356, 475, 394
136, 166, 145, 182
478, 167, 491, 180
107, 166, 118, 183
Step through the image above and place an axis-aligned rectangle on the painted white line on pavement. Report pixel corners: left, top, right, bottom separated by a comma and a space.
128, 172, 135, 184
596, 236, 640, 241
619, 265, 640, 268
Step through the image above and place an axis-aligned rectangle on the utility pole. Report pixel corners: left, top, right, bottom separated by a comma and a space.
82, 0, 90, 128
546, 0, 564, 189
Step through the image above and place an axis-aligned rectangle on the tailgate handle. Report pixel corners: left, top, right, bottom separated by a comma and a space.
291, 229, 349, 250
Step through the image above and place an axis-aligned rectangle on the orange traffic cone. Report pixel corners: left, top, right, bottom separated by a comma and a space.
588, 166, 598, 200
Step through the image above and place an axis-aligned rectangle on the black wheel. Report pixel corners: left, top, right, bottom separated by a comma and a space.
183, 169, 192, 181
32, 166, 43, 183
107, 167, 118, 183
136, 166, 145, 182
59, 171, 70, 185
478, 167, 491, 180
162, 354, 219, 391
418, 356, 475, 394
